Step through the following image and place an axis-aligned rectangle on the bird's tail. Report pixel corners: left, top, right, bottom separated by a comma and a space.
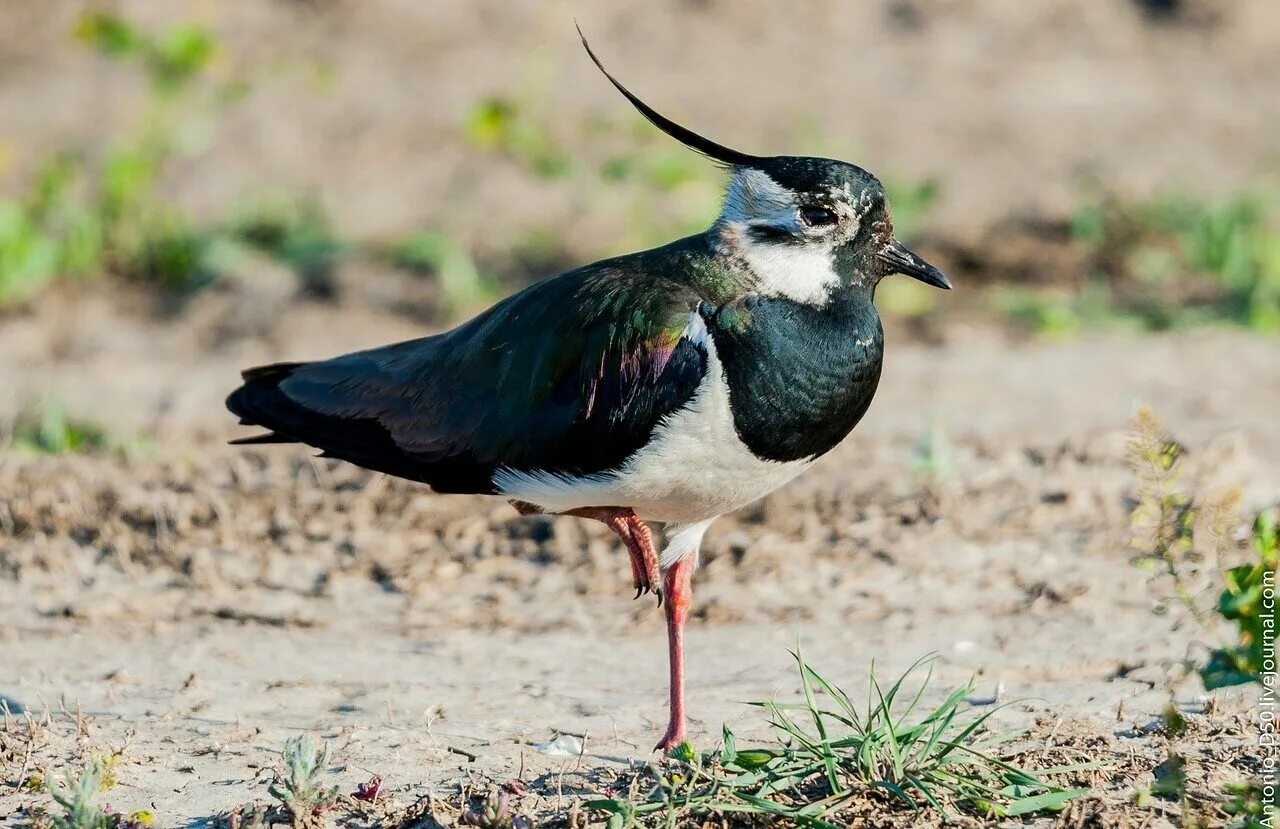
225, 362, 308, 445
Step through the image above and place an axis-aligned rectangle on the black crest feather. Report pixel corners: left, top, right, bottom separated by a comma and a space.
577, 23, 762, 168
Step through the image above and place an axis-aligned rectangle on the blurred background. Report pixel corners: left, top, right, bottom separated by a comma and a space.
1, 0, 1278, 448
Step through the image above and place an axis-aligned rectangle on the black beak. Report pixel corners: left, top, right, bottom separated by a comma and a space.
878, 240, 952, 290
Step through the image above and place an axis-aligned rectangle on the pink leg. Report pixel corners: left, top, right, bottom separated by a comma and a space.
509, 502, 661, 600
601, 511, 661, 602
655, 554, 694, 752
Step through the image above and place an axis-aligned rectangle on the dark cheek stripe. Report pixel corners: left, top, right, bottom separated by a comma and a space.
746, 224, 801, 244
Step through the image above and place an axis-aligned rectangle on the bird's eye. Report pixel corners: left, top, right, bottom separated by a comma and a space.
799, 206, 837, 226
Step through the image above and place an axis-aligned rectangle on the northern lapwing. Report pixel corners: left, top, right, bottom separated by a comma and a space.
226, 30, 951, 753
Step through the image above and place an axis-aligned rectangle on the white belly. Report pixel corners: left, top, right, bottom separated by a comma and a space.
492, 336, 812, 524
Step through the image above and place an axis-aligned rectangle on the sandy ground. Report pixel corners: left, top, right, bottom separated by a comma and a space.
1, 293, 1276, 825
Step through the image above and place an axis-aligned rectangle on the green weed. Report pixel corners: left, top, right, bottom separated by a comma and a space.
76, 12, 215, 96
46, 760, 110, 829
460, 790, 533, 829
1128, 408, 1277, 823
465, 97, 571, 180
589, 652, 1085, 827
600, 144, 707, 194
997, 189, 1280, 335
267, 734, 341, 820
6, 399, 151, 457
9, 401, 112, 455
43, 758, 114, 829
0, 12, 232, 305
993, 280, 1148, 338
911, 419, 956, 482
1222, 780, 1271, 829
0, 12, 364, 307
1201, 508, 1277, 689
0, 154, 105, 304
1127, 406, 1239, 621
225, 198, 345, 293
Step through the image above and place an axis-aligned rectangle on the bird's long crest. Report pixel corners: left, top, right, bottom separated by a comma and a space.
577, 23, 763, 168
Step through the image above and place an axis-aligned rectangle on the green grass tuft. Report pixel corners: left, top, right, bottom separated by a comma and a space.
0, 12, 231, 306
589, 652, 1087, 827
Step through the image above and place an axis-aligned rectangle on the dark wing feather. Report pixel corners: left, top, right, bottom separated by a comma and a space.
226, 244, 711, 494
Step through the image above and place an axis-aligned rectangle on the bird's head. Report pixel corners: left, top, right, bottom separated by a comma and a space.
580, 29, 951, 304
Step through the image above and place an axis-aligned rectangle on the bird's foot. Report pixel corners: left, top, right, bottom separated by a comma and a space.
611, 511, 662, 604
553, 506, 661, 605
654, 722, 688, 754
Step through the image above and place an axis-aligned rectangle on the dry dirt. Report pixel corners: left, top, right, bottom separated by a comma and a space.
1, 289, 1276, 826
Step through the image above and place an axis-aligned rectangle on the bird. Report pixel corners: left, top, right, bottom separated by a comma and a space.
226, 30, 951, 754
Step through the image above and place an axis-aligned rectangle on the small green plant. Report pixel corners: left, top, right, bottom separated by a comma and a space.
225, 198, 345, 293
460, 790, 533, 829
465, 97, 571, 180
1149, 753, 1189, 801
992, 281, 1144, 338
46, 758, 114, 829
590, 653, 1085, 827
1222, 780, 1271, 829
911, 419, 956, 482
267, 735, 340, 822
0, 153, 105, 304
76, 11, 232, 293
9, 401, 112, 455
1128, 408, 1277, 824
1127, 408, 1274, 689
600, 144, 707, 194
1201, 508, 1277, 689
1127, 406, 1241, 620
0, 12, 233, 305
76, 11, 215, 95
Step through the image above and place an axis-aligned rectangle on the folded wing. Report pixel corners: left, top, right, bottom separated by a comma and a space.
226, 263, 710, 494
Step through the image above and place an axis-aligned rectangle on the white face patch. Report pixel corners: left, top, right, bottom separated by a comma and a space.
725, 234, 841, 305
714, 168, 864, 306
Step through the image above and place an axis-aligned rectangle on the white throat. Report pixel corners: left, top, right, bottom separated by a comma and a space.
713, 167, 840, 306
